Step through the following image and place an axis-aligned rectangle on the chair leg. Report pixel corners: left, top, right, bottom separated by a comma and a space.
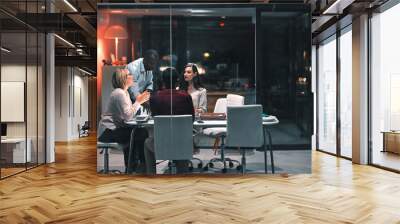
264, 147, 268, 174
241, 147, 246, 174
220, 136, 227, 173
104, 148, 109, 174
267, 130, 275, 174
213, 137, 220, 155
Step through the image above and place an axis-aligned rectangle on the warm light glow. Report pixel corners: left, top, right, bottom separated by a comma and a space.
104, 25, 128, 39
203, 52, 210, 58
196, 64, 206, 75
104, 25, 128, 61
297, 77, 307, 85
111, 10, 123, 14
63, 0, 78, 12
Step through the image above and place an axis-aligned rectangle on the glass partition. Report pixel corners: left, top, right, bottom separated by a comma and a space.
370, 3, 400, 171
339, 27, 352, 158
317, 35, 337, 155
98, 3, 312, 175
259, 9, 312, 167
0, 2, 46, 179
1, 30, 28, 177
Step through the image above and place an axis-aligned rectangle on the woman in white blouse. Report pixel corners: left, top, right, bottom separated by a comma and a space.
98, 69, 150, 170
180, 63, 207, 114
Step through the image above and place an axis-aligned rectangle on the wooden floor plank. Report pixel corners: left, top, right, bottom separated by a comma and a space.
0, 135, 400, 223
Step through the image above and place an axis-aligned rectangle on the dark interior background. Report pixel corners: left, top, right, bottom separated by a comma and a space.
101, 4, 312, 150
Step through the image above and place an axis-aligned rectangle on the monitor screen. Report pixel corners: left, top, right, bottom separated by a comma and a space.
1, 123, 7, 137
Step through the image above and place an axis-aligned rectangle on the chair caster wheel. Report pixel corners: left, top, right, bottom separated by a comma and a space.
197, 163, 203, 169
229, 162, 234, 168
222, 168, 227, 173
208, 163, 214, 168
236, 165, 242, 171
203, 166, 208, 172
189, 166, 194, 172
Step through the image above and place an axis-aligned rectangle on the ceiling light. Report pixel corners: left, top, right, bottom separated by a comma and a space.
1, 47, 11, 53
54, 34, 75, 48
322, 0, 353, 15
63, 0, 78, 12
78, 67, 93, 76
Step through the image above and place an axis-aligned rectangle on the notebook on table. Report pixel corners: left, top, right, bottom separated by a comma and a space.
199, 113, 226, 120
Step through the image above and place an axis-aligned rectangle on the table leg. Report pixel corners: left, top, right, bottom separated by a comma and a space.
263, 128, 268, 174
266, 129, 275, 174
127, 128, 136, 174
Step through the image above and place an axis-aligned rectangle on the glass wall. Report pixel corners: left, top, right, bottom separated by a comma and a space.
370, 3, 400, 171
0, 2, 46, 179
316, 25, 352, 159
317, 35, 337, 154
98, 4, 312, 174
339, 27, 352, 158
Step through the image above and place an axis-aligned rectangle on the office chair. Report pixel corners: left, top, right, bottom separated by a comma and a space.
225, 105, 265, 174
154, 115, 194, 174
203, 94, 244, 172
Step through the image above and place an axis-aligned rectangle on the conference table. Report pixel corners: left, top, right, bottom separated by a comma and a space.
125, 116, 279, 127
125, 115, 279, 173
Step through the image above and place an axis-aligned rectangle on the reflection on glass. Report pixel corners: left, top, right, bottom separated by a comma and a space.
38, 33, 46, 165
339, 29, 352, 158
0, 1, 47, 179
98, 4, 312, 174
259, 11, 312, 152
371, 4, 400, 171
1, 31, 27, 177
318, 36, 337, 154
27, 32, 38, 169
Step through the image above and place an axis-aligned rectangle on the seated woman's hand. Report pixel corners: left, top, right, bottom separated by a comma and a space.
136, 91, 150, 105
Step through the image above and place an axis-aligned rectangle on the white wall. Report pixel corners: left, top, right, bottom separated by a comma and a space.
1, 64, 46, 163
55, 67, 89, 141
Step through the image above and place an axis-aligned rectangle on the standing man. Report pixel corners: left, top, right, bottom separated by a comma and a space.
126, 49, 159, 103
125, 49, 158, 173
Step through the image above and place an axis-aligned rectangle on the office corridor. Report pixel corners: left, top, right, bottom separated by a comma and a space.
0, 135, 400, 223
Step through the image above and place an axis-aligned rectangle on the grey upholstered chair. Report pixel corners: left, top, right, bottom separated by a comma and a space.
154, 115, 194, 174
225, 105, 268, 174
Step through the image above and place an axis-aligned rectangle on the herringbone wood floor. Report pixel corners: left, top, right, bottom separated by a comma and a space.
1, 136, 400, 224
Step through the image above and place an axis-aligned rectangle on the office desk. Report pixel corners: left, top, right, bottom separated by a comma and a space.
1, 138, 32, 164
382, 131, 400, 154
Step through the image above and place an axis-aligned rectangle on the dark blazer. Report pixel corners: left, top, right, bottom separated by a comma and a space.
150, 89, 195, 118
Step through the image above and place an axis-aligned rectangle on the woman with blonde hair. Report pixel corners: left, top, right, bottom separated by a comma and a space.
98, 69, 150, 171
